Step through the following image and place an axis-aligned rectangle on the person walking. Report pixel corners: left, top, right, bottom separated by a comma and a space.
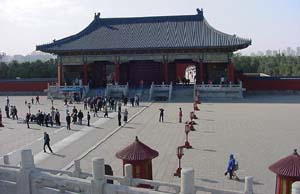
225, 154, 236, 179
118, 110, 122, 126
26, 113, 30, 128
123, 108, 128, 123
66, 113, 71, 130
159, 108, 164, 122
87, 111, 91, 126
78, 110, 83, 125
179, 108, 183, 123
43, 132, 53, 153
36, 95, 40, 104
104, 106, 108, 118
5, 105, 9, 118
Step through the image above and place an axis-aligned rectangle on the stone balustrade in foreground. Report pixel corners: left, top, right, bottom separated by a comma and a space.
0, 149, 257, 194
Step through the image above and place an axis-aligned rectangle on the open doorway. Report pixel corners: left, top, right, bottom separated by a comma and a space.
185, 65, 196, 84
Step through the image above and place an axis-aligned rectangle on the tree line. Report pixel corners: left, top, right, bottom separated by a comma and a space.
233, 54, 300, 76
0, 59, 57, 79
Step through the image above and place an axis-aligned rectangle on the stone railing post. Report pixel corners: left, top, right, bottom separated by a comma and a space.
244, 176, 253, 194
3, 154, 9, 165
180, 168, 195, 194
292, 182, 300, 194
169, 82, 173, 101
122, 164, 133, 186
149, 82, 154, 101
17, 150, 35, 194
91, 158, 105, 194
73, 159, 82, 178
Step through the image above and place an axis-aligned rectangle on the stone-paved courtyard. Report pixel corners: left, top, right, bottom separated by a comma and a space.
1, 95, 300, 194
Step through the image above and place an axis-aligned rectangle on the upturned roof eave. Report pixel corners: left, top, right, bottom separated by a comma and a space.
37, 43, 251, 55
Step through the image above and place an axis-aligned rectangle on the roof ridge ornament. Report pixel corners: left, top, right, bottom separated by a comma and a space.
294, 149, 298, 156
94, 12, 101, 20
196, 8, 204, 19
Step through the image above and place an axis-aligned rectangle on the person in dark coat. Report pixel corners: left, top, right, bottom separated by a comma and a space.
179, 108, 183, 123
78, 110, 83, 125
45, 113, 49, 127
5, 105, 9, 118
87, 111, 91, 126
66, 113, 71, 130
159, 108, 164, 122
130, 97, 134, 107
123, 108, 128, 123
118, 110, 122, 126
43, 132, 53, 153
26, 113, 30, 128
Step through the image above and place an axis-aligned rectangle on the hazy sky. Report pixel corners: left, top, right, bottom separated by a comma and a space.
1, 0, 299, 55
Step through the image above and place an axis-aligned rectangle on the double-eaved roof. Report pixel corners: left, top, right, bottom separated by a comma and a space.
37, 9, 251, 54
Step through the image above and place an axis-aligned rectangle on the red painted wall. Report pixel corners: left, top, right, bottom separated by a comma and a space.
242, 77, 300, 91
0, 79, 56, 92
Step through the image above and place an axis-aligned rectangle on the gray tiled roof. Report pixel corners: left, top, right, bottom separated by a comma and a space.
37, 10, 251, 53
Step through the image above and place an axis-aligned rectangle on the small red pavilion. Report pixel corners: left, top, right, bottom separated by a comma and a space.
269, 149, 300, 194
116, 136, 159, 180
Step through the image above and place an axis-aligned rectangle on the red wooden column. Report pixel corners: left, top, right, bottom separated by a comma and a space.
228, 59, 235, 82
83, 64, 88, 85
114, 63, 120, 83
57, 63, 63, 86
163, 61, 168, 83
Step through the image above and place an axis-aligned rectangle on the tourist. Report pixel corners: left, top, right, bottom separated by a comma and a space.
118, 110, 122, 126
66, 113, 71, 130
55, 109, 61, 126
94, 105, 99, 117
104, 106, 108, 118
123, 108, 128, 123
6, 96, 9, 106
25, 100, 27, 105
0, 109, 4, 127
13, 106, 18, 120
159, 108, 164, 122
135, 95, 139, 106
5, 104, 9, 118
84, 98, 88, 110
43, 132, 53, 153
130, 97, 134, 107
31, 97, 34, 104
179, 108, 183, 123
78, 110, 83, 125
224, 154, 236, 179
118, 101, 122, 112
87, 111, 91, 126
36, 95, 40, 104
45, 113, 49, 127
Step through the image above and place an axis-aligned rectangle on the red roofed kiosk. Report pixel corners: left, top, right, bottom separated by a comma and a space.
116, 136, 159, 180
269, 149, 300, 194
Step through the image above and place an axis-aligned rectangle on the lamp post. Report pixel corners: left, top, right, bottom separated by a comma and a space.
174, 146, 184, 177
27, 103, 31, 114
184, 124, 192, 149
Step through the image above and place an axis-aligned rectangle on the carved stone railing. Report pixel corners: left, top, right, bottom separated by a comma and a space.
194, 81, 244, 99
0, 150, 254, 194
47, 84, 89, 100
149, 82, 173, 101
105, 83, 128, 97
